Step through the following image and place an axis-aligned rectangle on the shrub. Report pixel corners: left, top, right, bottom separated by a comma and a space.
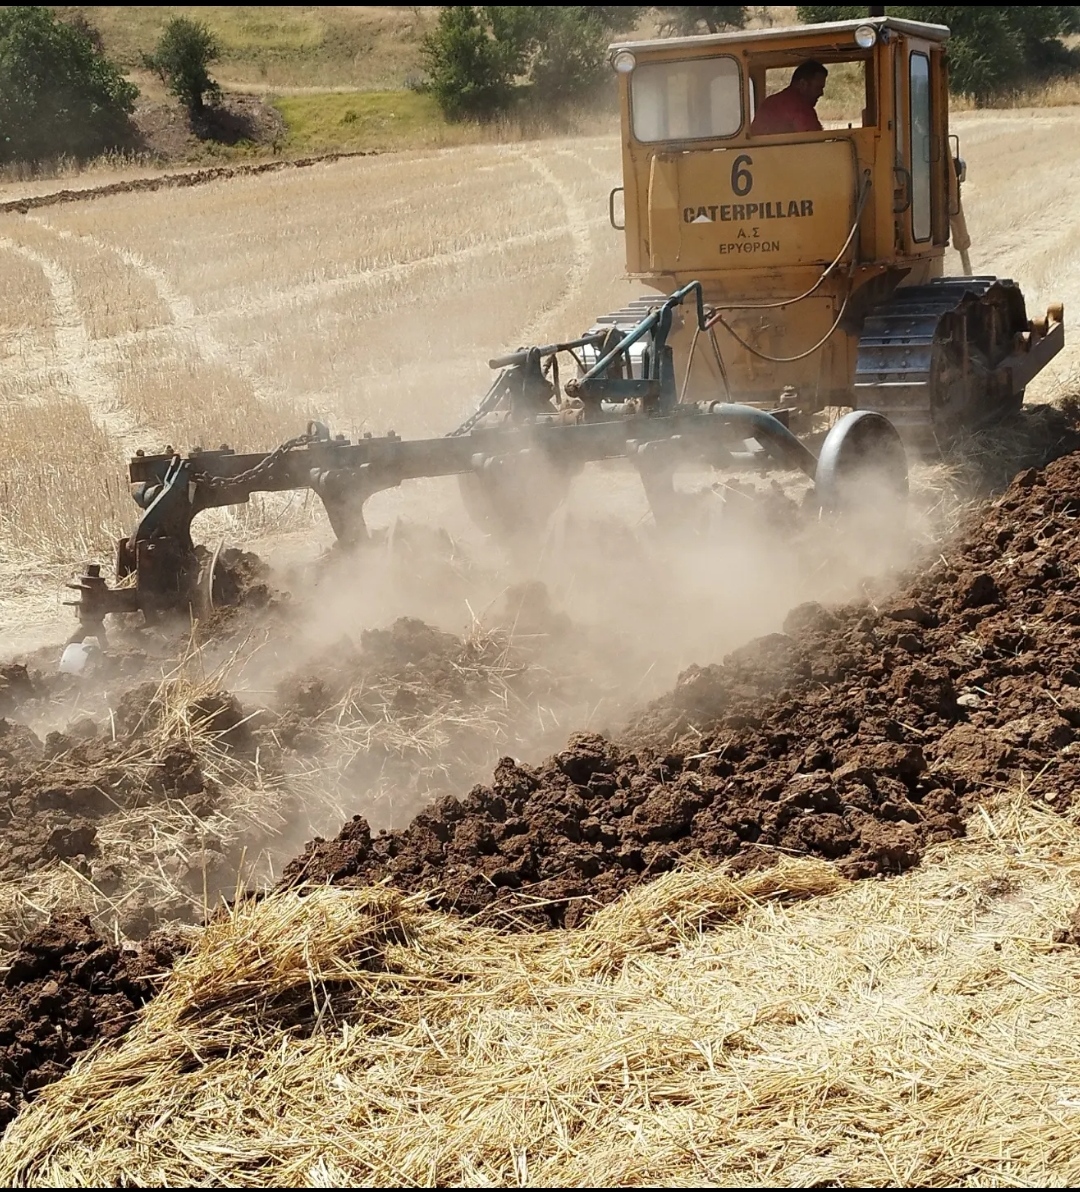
145, 17, 222, 115
421, 6, 643, 122
0, 6, 138, 165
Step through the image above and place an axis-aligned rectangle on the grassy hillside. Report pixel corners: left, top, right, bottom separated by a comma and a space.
275, 90, 460, 154
47, 6, 436, 90
6, 6, 1067, 167
47, 7, 798, 94
4, 6, 858, 164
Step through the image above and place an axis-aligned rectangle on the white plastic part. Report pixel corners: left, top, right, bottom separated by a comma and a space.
59, 637, 101, 675
612, 50, 637, 75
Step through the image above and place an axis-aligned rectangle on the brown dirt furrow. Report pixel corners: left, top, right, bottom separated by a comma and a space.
283, 442, 1080, 926
0, 151, 379, 217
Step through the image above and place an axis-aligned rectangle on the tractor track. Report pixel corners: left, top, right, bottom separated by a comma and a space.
0, 238, 158, 457
25, 220, 290, 415
224, 221, 605, 323
511, 150, 596, 347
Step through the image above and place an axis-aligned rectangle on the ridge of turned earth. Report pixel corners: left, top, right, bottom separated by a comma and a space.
4, 430, 1080, 1131
284, 448, 1080, 926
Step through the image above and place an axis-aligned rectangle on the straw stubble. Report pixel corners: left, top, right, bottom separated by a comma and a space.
3, 798, 1080, 1187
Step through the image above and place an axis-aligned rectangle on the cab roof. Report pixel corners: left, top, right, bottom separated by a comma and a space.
610, 16, 950, 56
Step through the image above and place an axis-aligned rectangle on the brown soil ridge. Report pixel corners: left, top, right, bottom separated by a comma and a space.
0, 151, 380, 217
284, 442, 1080, 926
0, 916, 183, 1133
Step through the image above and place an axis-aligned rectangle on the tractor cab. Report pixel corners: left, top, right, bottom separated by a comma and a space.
594, 12, 1067, 436
608, 15, 955, 297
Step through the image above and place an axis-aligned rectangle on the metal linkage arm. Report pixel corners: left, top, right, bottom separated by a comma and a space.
574, 281, 708, 385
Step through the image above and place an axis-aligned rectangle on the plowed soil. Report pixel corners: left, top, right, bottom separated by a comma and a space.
4, 422, 1080, 1129
0, 677, 260, 920
0, 916, 183, 1131
283, 441, 1080, 925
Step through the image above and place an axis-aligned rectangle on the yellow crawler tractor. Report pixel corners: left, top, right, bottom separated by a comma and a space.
599, 10, 1064, 444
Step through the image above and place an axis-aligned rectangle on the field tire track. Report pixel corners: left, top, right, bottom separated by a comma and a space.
23, 223, 335, 541
511, 148, 594, 347
31, 220, 603, 385
26, 220, 291, 413
554, 145, 620, 187
220, 223, 605, 323
0, 242, 56, 382
0, 236, 159, 455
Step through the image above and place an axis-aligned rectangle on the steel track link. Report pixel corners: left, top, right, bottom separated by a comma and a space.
853, 276, 1026, 447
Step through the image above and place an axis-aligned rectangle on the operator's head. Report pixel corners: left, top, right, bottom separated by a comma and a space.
791, 60, 828, 106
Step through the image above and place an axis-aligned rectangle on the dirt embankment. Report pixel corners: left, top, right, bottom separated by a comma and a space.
0, 149, 378, 216
285, 446, 1080, 925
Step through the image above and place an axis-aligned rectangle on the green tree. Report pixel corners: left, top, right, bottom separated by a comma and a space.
796, 6, 1080, 100
421, 6, 517, 120
655, 7, 748, 36
0, 6, 137, 165
145, 17, 221, 115
422, 6, 643, 121
527, 7, 640, 104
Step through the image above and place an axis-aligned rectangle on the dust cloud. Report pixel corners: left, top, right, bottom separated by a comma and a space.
294, 457, 920, 666
211, 445, 930, 827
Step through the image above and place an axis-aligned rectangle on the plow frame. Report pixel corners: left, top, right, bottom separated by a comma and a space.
67, 283, 901, 641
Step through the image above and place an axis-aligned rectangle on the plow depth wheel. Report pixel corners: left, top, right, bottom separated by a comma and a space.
814, 410, 908, 515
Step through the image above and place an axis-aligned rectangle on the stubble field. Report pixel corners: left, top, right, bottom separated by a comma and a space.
0, 138, 633, 631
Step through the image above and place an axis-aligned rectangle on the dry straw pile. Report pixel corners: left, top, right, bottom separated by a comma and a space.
3, 797, 1080, 1186
0, 646, 312, 957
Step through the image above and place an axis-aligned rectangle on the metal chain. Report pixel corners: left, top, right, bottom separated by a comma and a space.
192, 429, 320, 490
447, 379, 506, 438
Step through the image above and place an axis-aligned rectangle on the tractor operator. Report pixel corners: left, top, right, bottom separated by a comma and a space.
750, 60, 828, 135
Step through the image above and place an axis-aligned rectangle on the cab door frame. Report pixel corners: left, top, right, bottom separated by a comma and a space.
896, 35, 949, 260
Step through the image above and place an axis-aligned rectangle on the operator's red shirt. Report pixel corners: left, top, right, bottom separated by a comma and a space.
750, 87, 822, 135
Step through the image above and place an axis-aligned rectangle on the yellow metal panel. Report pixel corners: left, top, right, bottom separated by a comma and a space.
647, 140, 857, 273
646, 155, 680, 271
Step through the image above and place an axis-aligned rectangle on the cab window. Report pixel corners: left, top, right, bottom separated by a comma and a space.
631, 57, 742, 142
749, 55, 877, 133
909, 51, 932, 241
